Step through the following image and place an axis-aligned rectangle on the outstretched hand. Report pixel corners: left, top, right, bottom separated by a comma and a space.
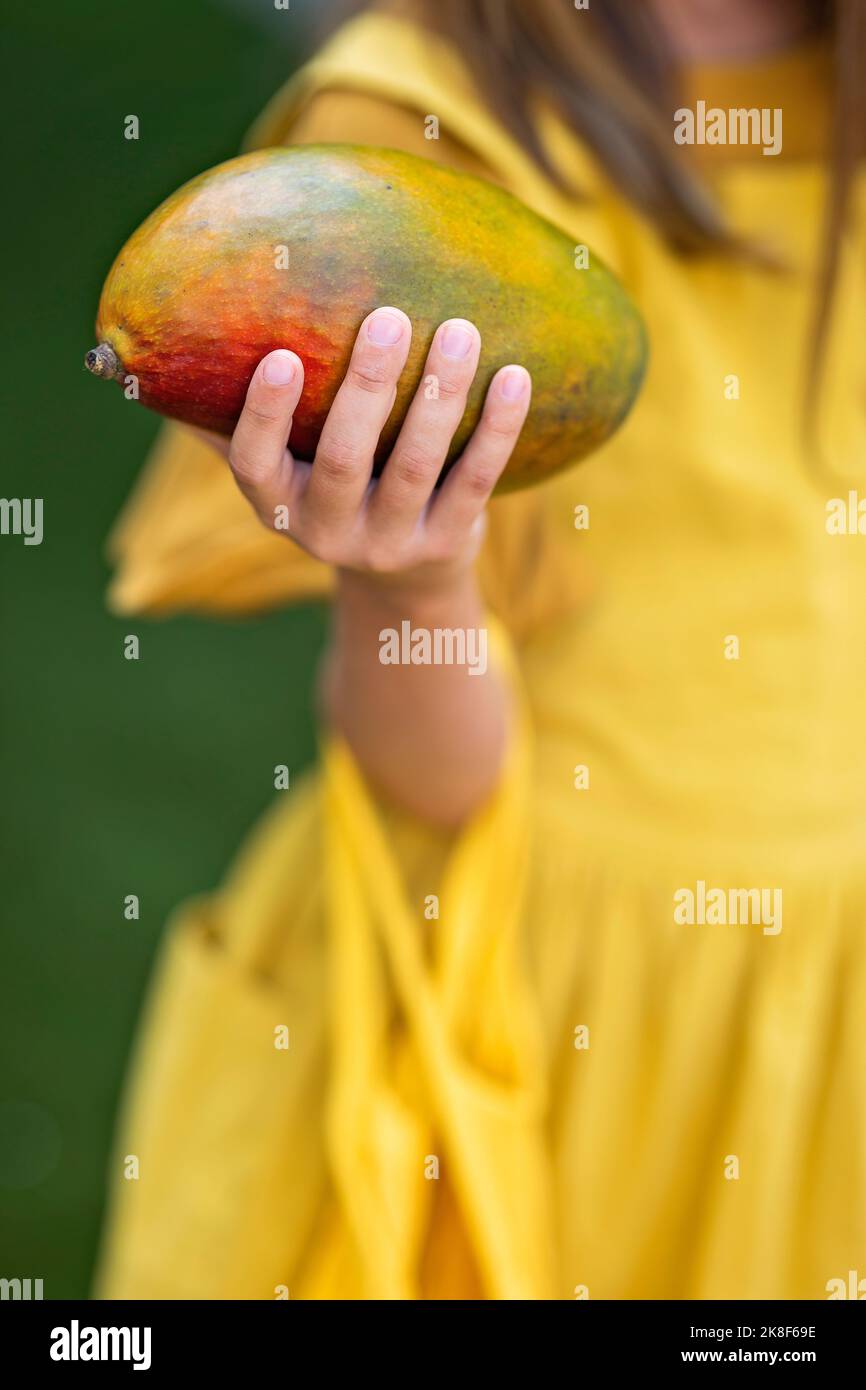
198, 306, 531, 593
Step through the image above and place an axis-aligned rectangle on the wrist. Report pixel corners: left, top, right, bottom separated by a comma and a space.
335, 558, 481, 622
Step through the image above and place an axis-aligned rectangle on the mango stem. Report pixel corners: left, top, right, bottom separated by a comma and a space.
85, 342, 121, 379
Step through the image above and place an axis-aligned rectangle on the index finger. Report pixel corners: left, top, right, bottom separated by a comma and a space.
228, 348, 304, 529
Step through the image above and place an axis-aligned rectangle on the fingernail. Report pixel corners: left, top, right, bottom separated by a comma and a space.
263, 350, 296, 386
440, 321, 475, 360
367, 311, 405, 346
499, 366, 528, 401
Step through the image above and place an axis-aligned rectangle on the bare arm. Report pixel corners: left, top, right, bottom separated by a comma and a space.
321, 563, 508, 825
205, 309, 530, 826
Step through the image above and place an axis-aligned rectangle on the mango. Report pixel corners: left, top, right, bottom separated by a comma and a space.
86, 146, 646, 492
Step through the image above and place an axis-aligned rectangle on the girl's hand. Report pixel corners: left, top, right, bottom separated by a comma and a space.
201, 307, 531, 596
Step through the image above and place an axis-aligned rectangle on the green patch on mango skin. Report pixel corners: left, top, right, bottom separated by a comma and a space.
87, 145, 647, 493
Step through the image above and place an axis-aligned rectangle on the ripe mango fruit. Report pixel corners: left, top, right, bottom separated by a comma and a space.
86, 146, 646, 493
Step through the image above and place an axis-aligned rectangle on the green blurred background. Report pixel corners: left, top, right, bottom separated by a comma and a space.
0, 0, 336, 1297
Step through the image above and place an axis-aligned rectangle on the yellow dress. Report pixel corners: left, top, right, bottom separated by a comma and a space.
96, 13, 866, 1300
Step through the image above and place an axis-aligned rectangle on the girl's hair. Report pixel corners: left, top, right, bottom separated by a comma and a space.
328, 0, 866, 407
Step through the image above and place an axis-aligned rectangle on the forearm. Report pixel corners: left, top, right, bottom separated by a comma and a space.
320, 567, 512, 827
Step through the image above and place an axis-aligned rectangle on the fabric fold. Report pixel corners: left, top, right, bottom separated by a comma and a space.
320, 621, 557, 1299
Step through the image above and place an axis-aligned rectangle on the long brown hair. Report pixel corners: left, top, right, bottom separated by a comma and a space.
327, 0, 866, 412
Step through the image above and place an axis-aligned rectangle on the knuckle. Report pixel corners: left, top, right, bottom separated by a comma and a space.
347, 356, 393, 394
315, 436, 363, 484
297, 521, 338, 565
391, 441, 435, 488
229, 444, 269, 488
313, 539, 342, 567
425, 535, 458, 566
433, 374, 466, 403
363, 541, 403, 575
243, 398, 282, 430
483, 410, 519, 441
464, 462, 499, 498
